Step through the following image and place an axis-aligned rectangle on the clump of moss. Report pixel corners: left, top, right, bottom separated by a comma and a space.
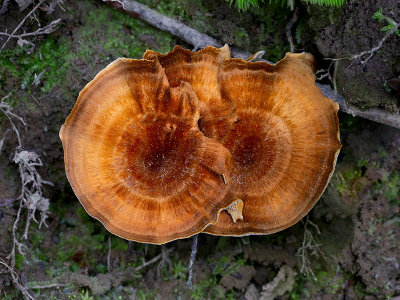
74, 2, 176, 62
0, 38, 72, 95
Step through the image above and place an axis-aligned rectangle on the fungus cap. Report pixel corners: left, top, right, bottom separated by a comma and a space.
203, 52, 342, 236
59, 57, 233, 244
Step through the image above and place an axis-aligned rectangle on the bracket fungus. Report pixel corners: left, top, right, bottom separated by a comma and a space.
59, 58, 233, 244
60, 45, 341, 244
204, 53, 342, 236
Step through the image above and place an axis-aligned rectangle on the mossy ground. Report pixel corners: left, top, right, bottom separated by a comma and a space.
0, 0, 399, 299
136, 0, 291, 62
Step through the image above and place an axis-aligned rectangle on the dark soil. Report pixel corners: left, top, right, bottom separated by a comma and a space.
309, 0, 400, 112
0, 0, 399, 299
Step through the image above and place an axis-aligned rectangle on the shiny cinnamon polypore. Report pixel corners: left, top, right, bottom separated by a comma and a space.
61, 45, 341, 242
59, 58, 233, 244
203, 53, 342, 236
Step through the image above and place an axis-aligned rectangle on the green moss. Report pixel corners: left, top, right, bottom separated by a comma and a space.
307, 5, 343, 32
111, 237, 128, 251
372, 171, 400, 205
315, 271, 344, 294
289, 274, 309, 300
74, 2, 175, 63
137, 0, 290, 59
154, 0, 189, 21
135, 288, 158, 300
172, 259, 187, 280
0, 38, 72, 94
15, 253, 24, 270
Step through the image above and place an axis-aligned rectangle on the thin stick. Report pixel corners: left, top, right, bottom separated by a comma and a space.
0, 0, 45, 50
107, 237, 112, 273
28, 283, 67, 289
134, 251, 171, 272
0, 259, 35, 300
157, 244, 172, 277
0, 19, 61, 39
286, 6, 299, 52
176, 235, 199, 300
186, 234, 198, 289
0, 0, 10, 15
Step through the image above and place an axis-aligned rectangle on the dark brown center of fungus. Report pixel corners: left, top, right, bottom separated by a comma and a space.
116, 115, 199, 198
223, 109, 292, 194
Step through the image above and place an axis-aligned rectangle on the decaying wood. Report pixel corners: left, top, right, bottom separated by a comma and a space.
318, 83, 400, 129
103, 0, 400, 129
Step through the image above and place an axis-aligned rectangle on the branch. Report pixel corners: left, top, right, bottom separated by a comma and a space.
286, 7, 299, 52
177, 234, 199, 299
0, 259, 35, 300
0, 19, 62, 39
102, 0, 400, 129
27, 283, 67, 289
317, 83, 400, 129
0, 0, 10, 15
0, 0, 46, 50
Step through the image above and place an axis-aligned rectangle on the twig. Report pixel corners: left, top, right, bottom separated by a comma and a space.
349, 20, 398, 65
286, 6, 299, 52
157, 244, 172, 277
0, 259, 35, 300
316, 60, 339, 95
134, 250, 172, 272
0, 0, 46, 50
0, 0, 10, 15
107, 237, 112, 273
317, 82, 400, 129
0, 19, 61, 39
0, 94, 26, 146
332, 60, 338, 95
296, 216, 324, 281
28, 283, 67, 289
177, 234, 199, 299
186, 234, 198, 289
326, 13, 399, 65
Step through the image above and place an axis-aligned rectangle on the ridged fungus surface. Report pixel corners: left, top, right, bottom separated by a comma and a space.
203, 53, 342, 236
143, 46, 238, 141
60, 45, 341, 243
59, 57, 233, 244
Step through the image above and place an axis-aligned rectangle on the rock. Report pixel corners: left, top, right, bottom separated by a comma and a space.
221, 265, 256, 290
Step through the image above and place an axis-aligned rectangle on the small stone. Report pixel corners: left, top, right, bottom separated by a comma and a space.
221, 265, 256, 290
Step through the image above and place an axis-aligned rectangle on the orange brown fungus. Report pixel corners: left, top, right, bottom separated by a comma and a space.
59, 57, 233, 244
203, 53, 342, 236
143, 45, 237, 141
61, 46, 341, 243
